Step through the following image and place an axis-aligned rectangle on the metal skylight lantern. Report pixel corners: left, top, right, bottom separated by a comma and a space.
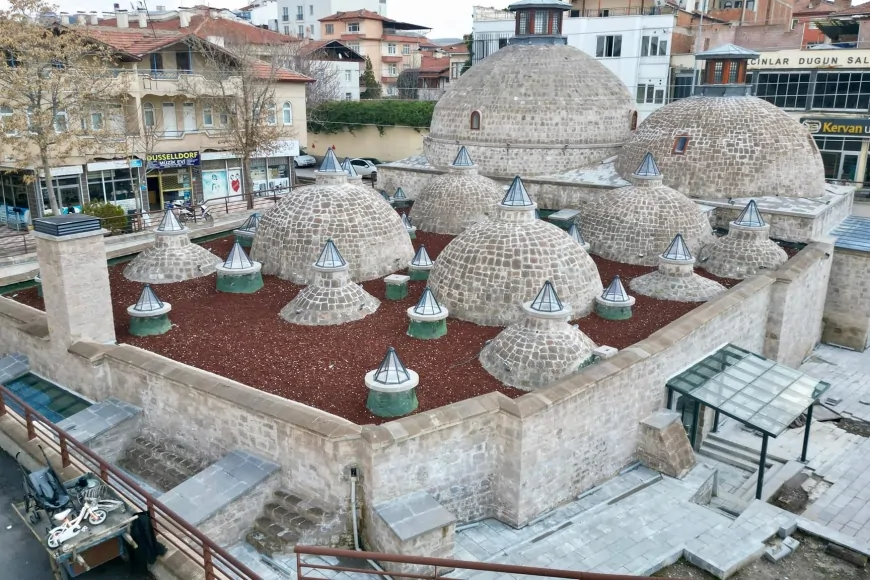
127, 284, 172, 336
233, 213, 260, 248
594, 275, 635, 320
215, 242, 264, 293
407, 287, 449, 339
408, 245, 434, 281
567, 223, 590, 252
391, 187, 410, 209
401, 213, 416, 240
365, 346, 419, 418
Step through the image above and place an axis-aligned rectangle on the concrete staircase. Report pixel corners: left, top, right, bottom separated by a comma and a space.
700, 433, 805, 515
117, 432, 212, 493
246, 490, 346, 557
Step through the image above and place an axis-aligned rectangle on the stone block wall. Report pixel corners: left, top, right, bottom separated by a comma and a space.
85, 412, 143, 464
636, 410, 695, 479
823, 248, 870, 351
377, 166, 439, 199
198, 469, 282, 548
764, 242, 833, 368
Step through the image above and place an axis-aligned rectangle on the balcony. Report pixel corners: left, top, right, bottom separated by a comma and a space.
382, 55, 403, 62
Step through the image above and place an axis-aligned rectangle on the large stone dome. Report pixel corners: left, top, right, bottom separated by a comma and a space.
424, 43, 634, 176
251, 153, 414, 284
428, 177, 602, 326
580, 153, 713, 266
409, 146, 505, 235
616, 96, 825, 199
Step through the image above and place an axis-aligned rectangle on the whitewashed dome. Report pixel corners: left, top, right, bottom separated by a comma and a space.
251, 151, 414, 283
409, 146, 506, 235
616, 96, 825, 199
428, 177, 602, 326
580, 153, 713, 266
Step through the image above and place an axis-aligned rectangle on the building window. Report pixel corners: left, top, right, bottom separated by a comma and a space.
727, 62, 739, 83
551, 11, 561, 35
282, 102, 293, 124
534, 10, 546, 34
282, 6, 289, 21
344, 70, 352, 82
53, 112, 67, 133
808, 20, 818, 29
451, 62, 463, 79
149, 52, 163, 72
636, 83, 664, 104
90, 111, 104, 131
755, 72, 810, 108
296, 5, 303, 19
595, 35, 622, 58
309, 4, 313, 15
345, 92, 352, 100
267, 103, 277, 125
813, 72, 870, 111
176, 51, 191, 73
388, 43, 396, 55
815, 136, 862, 181
630, 111, 638, 131
0, 105, 12, 132
518, 11, 529, 34
202, 104, 213, 127
284, 26, 290, 35
723, 0, 732, 7
713, 61, 724, 83
142, 103, 155, 128
298, 25, 304, 36
790, 18, 798, 30
325, 23, 334, 34
641, 35, 668, 57
402, 44, 410, 55
87, 169, 137, 206
470, 110, 481, 130
348, 41, 360, 53
348, 22, 360, 32
388, 63, 397, 76
673, 135, 689, 154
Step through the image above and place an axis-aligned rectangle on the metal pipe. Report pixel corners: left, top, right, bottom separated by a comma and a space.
350, 473, 395, 580
801, 403, 814, 462
756, 433, 769, 500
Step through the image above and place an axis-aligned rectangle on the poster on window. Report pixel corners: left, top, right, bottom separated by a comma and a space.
250, 166, 269, 194
228, 170, 243, 201
202, 170, 229, 201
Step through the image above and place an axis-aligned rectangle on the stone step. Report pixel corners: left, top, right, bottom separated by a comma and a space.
262, 502, 320, 531
755, 460, 807, 504
246, 518, 300, 558
116, 436, 207, 492
736, 461, 784, 500
705, 433, 790, 463
701, 440, 775, 470
698, 446, 761, 473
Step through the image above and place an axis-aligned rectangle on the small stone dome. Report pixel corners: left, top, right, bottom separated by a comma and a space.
580, 153, 713, 266
698, 200, 788, 279
616, 96, 825, 199
424, 43, 634, 176
251, 151, 414, 284
409, 147, 505, 235
630, 234, 726, 302
429, 177, 602, 326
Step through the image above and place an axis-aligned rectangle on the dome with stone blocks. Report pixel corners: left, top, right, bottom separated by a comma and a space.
615, 96, 825, 199
424, 42, 635, 176
428, 177, 603, 326
409, 147, 506, 235
579, 153, 713, 266
251, 151, 414, 284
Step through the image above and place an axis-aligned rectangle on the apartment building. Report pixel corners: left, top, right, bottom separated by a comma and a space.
275, 0, 386, 39
301, 39, 366, 100
472, 2, 675, 120
319, 9, 431, 96
403, 42, 470, 100
0, 11, 310, 226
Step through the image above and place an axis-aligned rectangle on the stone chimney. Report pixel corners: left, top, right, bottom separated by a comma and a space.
179, 10, 191, 27
138, 12, 147, 27
32, 215, 116, 348
89, 11, 99, 25
116, 10, 129, 28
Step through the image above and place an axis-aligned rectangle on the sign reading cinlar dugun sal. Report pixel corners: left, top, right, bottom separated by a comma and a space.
146, 151, 201, 170
801, 118, 870, 135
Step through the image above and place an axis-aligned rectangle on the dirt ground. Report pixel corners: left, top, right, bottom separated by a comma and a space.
653, 532, 869, 580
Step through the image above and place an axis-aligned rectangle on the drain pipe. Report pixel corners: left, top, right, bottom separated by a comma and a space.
350, 468, 395, 580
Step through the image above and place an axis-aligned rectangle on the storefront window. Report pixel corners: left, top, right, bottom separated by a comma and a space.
0, 171, 30, 226
812, 72, 870, 111
41, 175, 83, 214
755, 72, 810, 109
251, 157, 290, 194
201, 159, 243, 202
815, 136, 862, 182
87, 168, 139, 210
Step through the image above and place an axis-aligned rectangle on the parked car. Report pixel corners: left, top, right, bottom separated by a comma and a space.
350, 158, 380, 180
294, 148, 317, 168
359, 157, 384, 166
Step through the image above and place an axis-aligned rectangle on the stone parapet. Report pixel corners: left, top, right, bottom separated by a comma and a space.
823, 247, 870, 351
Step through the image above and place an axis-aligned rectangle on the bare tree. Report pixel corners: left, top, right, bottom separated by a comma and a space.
0, 0, 126, 215
282, 41, 341, 111
114, 99, 163, 213
182, 36, 297, 209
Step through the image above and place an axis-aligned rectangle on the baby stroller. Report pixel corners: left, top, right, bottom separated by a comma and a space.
16, 446, 73, 524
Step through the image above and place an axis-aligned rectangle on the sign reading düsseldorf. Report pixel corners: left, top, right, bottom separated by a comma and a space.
801, 118, 870, 135
146, 151, 201, 170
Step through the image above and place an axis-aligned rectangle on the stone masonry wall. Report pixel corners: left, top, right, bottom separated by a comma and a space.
199, 469, 282, 548
86, 412, 143, 464
764, 242, 833, 368
823, 248, 870, 351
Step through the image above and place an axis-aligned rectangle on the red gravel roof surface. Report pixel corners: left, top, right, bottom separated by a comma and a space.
6, 231, 741, 426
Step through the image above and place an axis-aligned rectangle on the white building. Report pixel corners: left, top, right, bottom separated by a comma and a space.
247, 0, 280, 31
271, 0, 387, 39
472, 4, 675, 121
301, 39, 365, 100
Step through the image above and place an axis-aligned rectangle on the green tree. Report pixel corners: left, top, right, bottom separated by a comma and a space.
360, 56, 382, 99
462, 33, 473, 74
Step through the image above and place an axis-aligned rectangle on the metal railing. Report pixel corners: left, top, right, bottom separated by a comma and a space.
572, 6, 676, 17
0, 230, 32, 259
0, 383, 261, 580
295, 546, 679, 580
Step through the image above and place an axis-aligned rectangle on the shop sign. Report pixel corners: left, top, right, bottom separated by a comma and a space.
201, 151, 238, 161
801, 117, 870, 135
254, 139, 299, 159
146, 151, 200, 170
38, 165, 83, 178
87, 159, 132, 172
749, 49, 870, 70
130, 159, 143, 168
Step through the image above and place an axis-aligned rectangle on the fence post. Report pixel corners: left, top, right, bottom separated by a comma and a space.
59, 435, 71, 468
0, 390, 5, 417
203, 545, 214, 579
146, 498, 157, 533
25, 408, 36, 440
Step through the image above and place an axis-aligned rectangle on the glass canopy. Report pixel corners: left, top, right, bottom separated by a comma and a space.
666, 344, 830, 437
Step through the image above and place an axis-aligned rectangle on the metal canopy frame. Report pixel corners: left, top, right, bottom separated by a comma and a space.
665, 344, 830, 500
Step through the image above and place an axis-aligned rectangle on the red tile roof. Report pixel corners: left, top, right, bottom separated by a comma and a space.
829, 3, 870, 17
417, 56, 450, 77
441, 42, 469, 54
320, 9, 390, 22
97, 12, 296, 44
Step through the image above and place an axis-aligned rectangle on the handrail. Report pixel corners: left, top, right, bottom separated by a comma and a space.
295, 546, 678, 580
0, 383, 261, 580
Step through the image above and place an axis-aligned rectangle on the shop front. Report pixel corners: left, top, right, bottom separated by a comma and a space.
251, 139, 298, 195
200, 152, 244, 203
801, 117, 870, 186
146, 151, 200, 209
40, 165, 85, 216
86, 159, 144, 212
0, 169, 32, 230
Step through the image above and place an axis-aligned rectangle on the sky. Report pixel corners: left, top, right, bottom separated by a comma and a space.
0, 0, 485, 39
